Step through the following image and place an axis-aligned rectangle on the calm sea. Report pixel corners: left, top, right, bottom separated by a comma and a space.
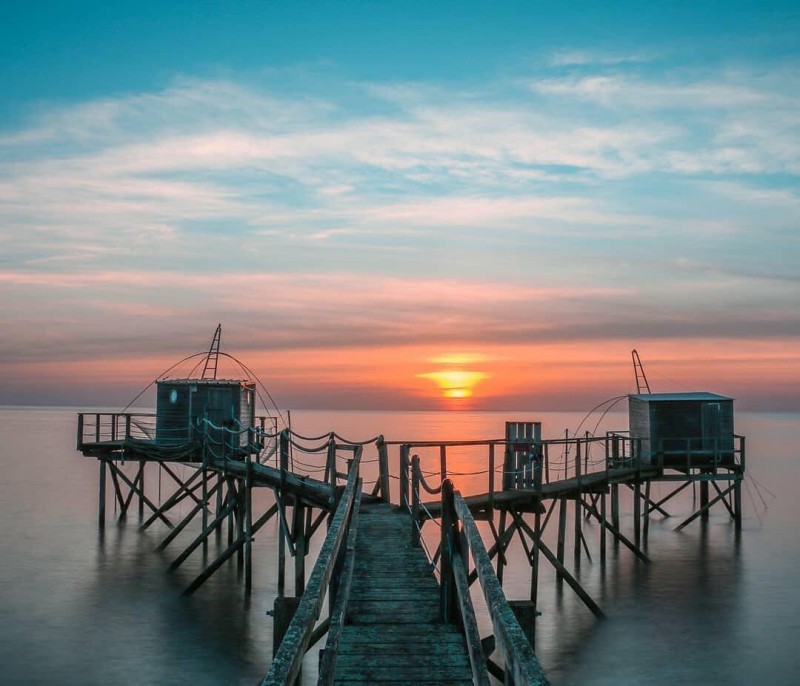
0, 407, 798, 685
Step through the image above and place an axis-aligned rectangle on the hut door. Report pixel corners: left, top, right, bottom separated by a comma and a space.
702, 403, 722, 455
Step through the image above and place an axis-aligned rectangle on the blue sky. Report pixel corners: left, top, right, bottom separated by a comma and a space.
1, 1, 799, 409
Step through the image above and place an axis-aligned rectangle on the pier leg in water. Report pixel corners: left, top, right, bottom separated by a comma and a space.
700, 479, 710, 520
633, 481, 642, 548
137, 461, 145, 521
277, 494, 286, 596
98, 459, 106, 529
556, 497, 567, 583
496, 510, 507, 585
643, 481, 651, 548
600, 490, 607, 563
734, 479, 743, 531
215, 473, 224, 542
574, 495, 582, 567
293, 501, 307, 596
611, 483, 620, 535
202, 468, 208, 555
245, 459, 253, 590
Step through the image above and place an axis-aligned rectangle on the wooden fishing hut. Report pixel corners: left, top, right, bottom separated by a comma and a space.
156, 378, 256, 450
628, 392, 735, 468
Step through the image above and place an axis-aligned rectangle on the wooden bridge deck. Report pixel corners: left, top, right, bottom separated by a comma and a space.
334, 504, 474, 684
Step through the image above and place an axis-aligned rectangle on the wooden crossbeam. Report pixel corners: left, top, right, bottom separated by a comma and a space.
159, 462, 204, 508
647, 481, 691, 515
579, 498, 650, 563
675, 483, 737, 531
155, 478, 221, 551
168, 497, 238, 571
511, 512, 605, 619
183, 503, 279, 595
108, 461, 173, 528
141, 471, 206, 531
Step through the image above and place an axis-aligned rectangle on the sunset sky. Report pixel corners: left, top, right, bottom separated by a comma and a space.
1, 1, 799, 410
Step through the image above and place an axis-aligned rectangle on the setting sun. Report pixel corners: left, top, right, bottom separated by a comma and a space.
418, 357, 489, 400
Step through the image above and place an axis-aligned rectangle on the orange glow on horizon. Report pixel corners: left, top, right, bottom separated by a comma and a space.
5, 337, 799, 410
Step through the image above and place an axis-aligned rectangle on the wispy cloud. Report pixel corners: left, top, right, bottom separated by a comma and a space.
0, 60, 798, 407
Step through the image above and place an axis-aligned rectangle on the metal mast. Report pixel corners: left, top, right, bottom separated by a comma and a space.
631, 348, 651, 394
201, 324, 222, 379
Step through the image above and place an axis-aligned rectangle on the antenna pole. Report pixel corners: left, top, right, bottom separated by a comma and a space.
631, 349, 651, 394
202, 324, 222, 379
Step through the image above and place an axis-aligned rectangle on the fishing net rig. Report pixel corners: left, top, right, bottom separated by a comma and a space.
119, 324, 289, 432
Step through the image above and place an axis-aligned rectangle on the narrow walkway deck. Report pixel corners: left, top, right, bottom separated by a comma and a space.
334, 504, 474, 684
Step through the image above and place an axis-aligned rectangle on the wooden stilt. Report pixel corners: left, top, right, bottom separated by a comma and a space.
278, 496, 287, 596
700, 479, 710, 520
245, 459, 253, 590
98, 459, 107, 529
633, 481, 641, 548
496, 510, 507, 585
600, 490, 607, 562
137, 461, 145, 521
556, 498, 567, 581
202, 468, 208, 554
294, 502, 307, 596
611, 483, 620, 533
642, 481, 651, 548
574, 496, 582, 565
734, 479, 743, 531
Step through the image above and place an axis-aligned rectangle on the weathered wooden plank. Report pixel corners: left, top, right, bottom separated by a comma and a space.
338, 640, 469, 655
333, 666, 475, 682
334, 654, 471, 669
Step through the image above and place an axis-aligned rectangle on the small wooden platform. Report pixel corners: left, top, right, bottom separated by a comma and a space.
334, 505, 474, 684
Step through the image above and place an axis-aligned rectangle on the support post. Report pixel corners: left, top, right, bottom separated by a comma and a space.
440, 479, 457, 623
700, 479, 710, 520
411, 455, 421, 547
734, 479, 743, 531
245, 458, 253, 590
556, 497, 567, 581
611, 483, 620, 533
634, 480, 642, 548
377, 436, 390, 503
202, 468, 208, 554
293, 502, 307, 596
642, 480, 651, 548
278, 495, 286, 596
98, 459, 107, 529
600, 489, 607, 562
399, 444, 410, 510
530, 454, 542, 608
574, 440, 582, 564
137, 461, 145, 521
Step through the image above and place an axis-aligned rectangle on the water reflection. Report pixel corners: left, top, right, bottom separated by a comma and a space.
1, 408, 797, 684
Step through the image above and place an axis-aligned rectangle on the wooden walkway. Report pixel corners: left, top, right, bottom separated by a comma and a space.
333, 504, 474, 684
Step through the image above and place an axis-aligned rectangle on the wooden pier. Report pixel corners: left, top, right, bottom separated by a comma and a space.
76, 412, 745, 685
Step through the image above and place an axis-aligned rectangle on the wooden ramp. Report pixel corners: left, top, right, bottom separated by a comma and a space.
334, 504, 474, 684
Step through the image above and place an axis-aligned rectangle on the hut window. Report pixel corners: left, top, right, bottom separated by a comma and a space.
169, 389, 178, 404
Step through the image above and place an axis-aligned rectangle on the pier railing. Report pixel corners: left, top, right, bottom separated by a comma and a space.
76, 412, 278, 460
439, 479, 549, 686
606, 431, 746, 472
261, 448, 362, 686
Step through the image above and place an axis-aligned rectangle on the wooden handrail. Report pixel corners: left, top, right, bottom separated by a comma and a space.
317, 484, 363, 685
452, 488, 549, 686
261, 447, 362, 686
